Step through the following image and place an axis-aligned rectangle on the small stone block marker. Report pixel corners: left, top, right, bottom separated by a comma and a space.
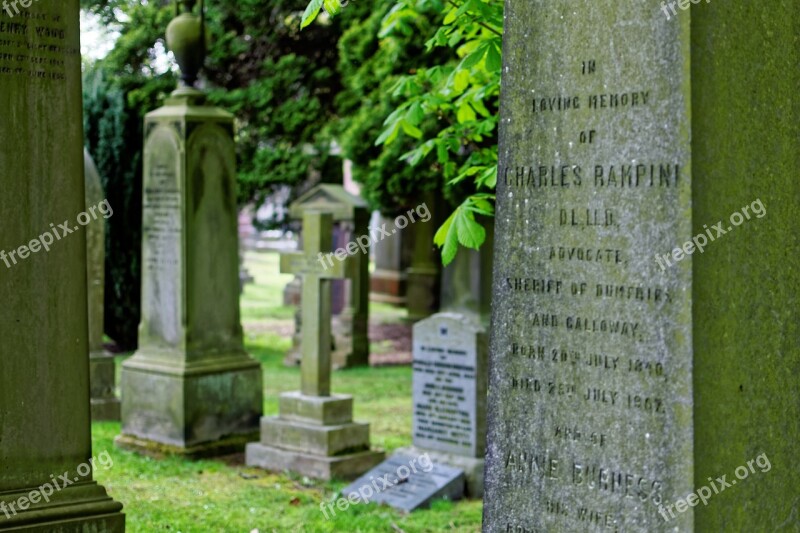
246, 212, 384, 480
342, 454, 465, 513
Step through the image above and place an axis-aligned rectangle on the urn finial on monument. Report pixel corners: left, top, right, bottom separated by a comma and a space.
166, 0, 206, 95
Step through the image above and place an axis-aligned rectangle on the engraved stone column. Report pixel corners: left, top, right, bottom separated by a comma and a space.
117, 91, 263, 457
483, 2, 692, 531
0, 2, 124, 529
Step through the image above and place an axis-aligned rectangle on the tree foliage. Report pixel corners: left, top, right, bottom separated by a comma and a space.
306, 0, 502, 264
80, 0, 354, 346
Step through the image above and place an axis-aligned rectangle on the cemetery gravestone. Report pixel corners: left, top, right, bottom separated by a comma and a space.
342, 453, 465, 513
483, 2, 799, 532
483, 2, 692, 531
246, 212, 384, 480
85, 149, 121, 421
118, 2, 263, 456
403, 313, 488, 497
286, 185, 370, 369
0, 2, 124, 529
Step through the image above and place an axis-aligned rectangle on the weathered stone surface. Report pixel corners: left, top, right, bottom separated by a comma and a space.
483, 2, 692, 531
0, 3, 124, 529
258, 418, 370, 457
278, 391, 353, 426
85, 149, 121, 422
119, 90, 262, 456
691, 3, 799, 529
413, 313, 487, 458
289, 185, 370, 368
246, 446, 384, 482
342, 454, 465, 512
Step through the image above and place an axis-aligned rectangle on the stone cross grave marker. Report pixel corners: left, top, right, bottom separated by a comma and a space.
247, 211, 384, 480
280, 211, 349, 397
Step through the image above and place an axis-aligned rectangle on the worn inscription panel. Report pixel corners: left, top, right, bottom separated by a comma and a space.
141, 125, 184, 347
483, 2, 692, 532
0, 8, 77, 81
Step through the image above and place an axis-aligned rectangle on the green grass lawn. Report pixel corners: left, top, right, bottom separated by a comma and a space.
96, 251, 483, 532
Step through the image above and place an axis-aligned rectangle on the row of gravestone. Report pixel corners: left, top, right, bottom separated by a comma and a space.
2, 2, 797, 532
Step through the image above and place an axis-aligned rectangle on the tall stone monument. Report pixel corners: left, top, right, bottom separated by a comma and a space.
85, 149, 121, 421
0, 2, 125, 529
118, 0, 263, 456
483, 2, 798, 532
246, 212, 384, 480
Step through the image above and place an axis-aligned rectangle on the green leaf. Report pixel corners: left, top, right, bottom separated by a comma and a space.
485, 41, 502, 72
300, 0, 323, 29
406, 102, 425, 124
434, 210, 459, 266
443, 7, 458, 25
455, 208, 486, 249
453, 69, 470, 94
457, 102, 477, 123
401, 120, 423, 139
461, 43, 488, 69
375, 122, 400, 145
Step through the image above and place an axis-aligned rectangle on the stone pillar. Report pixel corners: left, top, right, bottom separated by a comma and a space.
692, 3, 799, 528
85, 149, 121, 421
483, 1, 693, 530
118, 90, 263, 457
406, 194, 442, 321
0, 2, 124, 529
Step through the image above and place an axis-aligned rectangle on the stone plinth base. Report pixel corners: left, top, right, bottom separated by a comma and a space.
245, 444, 384, 481
246, 392, 384, 480
115, 431, 259, 460
119, 350, 263, 457
397, 446, 485, 498
0, 482, 124, 531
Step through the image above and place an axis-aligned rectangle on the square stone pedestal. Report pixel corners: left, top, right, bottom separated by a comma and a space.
117, 353, 263, 458
246, 392, 384, 480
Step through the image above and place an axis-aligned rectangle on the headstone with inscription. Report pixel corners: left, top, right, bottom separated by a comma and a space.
483, 2, 799, 532
246, 212, 384, 480
118, 0, 262, 457
0, 2, 125, 529
402, 312, 488, 497
85, 149, 120, 421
